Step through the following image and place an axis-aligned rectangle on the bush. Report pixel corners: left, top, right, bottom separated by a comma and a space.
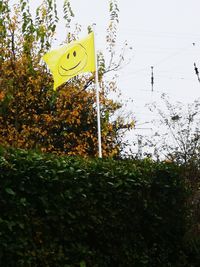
0, 147, 191, 266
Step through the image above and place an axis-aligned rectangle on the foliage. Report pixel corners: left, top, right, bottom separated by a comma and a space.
0, 0, 134, 157
143, 94, 200, 257
0, 146, 192, 266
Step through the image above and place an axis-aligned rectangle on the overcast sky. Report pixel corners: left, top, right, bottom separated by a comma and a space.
11, 0, 200, 150
41, 0, 200, 118
69, 0, 200, 153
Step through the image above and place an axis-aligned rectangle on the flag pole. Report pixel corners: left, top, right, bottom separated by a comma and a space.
92, 24, 102, 158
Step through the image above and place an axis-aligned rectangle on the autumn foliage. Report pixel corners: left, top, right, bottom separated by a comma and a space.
0, 0, 133, 157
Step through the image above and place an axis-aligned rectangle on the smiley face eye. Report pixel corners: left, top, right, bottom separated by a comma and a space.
67, 53, 70, 59
73, 51, 76, 57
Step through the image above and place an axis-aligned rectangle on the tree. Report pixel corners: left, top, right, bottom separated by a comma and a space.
0, 0, 134, 157
145, 94, 200, 165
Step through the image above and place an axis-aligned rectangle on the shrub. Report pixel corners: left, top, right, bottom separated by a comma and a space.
0, 147, 190, 266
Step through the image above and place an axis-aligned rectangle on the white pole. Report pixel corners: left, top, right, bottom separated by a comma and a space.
92, 25, 102, 158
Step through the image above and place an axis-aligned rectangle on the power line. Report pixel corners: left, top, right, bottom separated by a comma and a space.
117, 27, 200, 40
119, 43, 195, 79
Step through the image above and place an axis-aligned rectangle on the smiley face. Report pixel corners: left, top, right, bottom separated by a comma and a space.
58, 43, 88, 77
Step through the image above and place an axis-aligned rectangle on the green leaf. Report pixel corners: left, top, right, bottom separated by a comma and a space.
5, 188, 15, 196
80, 261, 86, 267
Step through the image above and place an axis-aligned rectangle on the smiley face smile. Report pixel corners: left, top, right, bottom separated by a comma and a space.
60, 61, 81, 72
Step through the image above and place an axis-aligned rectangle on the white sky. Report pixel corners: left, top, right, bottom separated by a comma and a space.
62, 0, 200, 151
71, 3, 200, 95
49, 0, 200, 116
11, 0, 200, 152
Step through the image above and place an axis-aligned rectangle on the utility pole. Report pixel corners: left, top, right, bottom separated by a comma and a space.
137, 135, 143, 159
194, 63, 200, 83
193, 43, 200, 83
135, 126, 152, 159
151, 66, 154, 92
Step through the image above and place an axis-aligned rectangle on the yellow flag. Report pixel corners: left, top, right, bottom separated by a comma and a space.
42, 32, 96, 90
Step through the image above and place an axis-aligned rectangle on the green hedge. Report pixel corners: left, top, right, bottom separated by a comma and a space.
0, 147, 191, 266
